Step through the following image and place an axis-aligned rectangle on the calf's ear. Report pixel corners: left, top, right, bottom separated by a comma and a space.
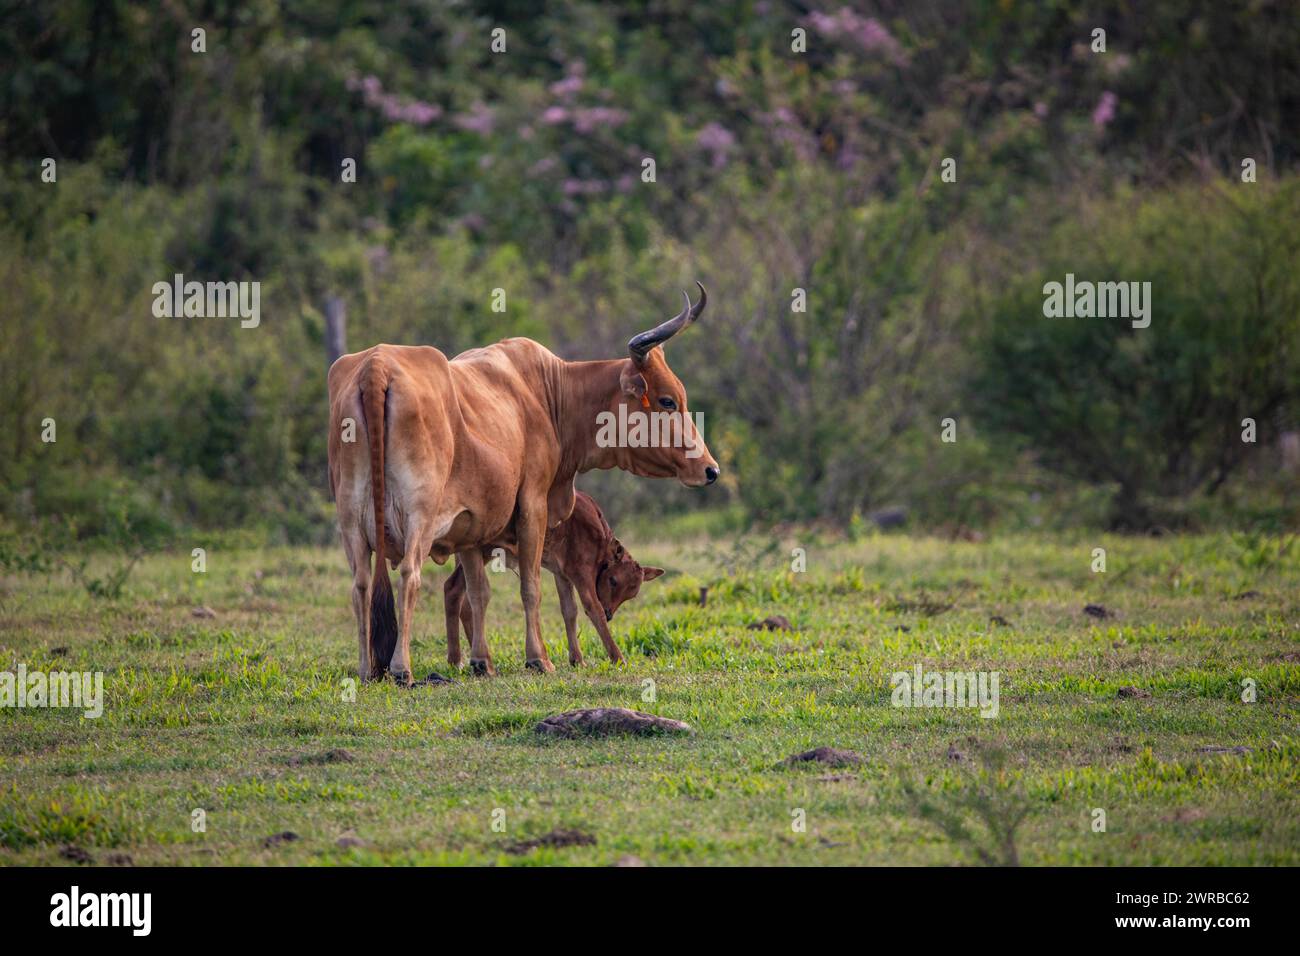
641, 566, 665, 581
620, 364, 647, 402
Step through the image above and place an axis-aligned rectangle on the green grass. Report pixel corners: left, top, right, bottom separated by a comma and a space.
0, 531, 1297, 865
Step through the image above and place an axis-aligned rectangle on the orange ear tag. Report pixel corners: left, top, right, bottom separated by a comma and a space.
640, 393, 651, 409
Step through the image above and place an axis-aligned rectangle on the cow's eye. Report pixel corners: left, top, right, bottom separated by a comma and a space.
609, 576, 618, 588
658, 397, 677, 410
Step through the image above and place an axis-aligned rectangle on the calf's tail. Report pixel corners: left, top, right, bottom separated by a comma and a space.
362, 361, 398, 671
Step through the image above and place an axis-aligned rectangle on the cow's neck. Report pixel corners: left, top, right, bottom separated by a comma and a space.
547, 357, 626, 478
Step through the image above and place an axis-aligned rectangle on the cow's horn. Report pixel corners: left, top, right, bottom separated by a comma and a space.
628, 281, 707, 364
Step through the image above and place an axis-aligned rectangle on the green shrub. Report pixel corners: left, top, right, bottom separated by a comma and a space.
971, 183, 1300, 529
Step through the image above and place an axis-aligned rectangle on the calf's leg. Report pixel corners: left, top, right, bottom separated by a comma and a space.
554, 573, 583, 666
444, 563, 468, 669
575, 572, 626, 665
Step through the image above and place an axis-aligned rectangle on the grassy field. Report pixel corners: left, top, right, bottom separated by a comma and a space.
1, 530, 1297, 866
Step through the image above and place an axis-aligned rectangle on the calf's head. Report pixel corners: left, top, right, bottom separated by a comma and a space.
613, 282, 720, 488
595, 540, 664, 621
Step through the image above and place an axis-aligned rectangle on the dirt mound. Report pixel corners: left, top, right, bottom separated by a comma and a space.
505, 828, 596, 855
747, 615, 793, 631
535, 708, 693, 738
781, 746, 863, 768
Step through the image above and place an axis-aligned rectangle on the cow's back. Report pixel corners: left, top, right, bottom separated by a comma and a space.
329, 339, 563, 563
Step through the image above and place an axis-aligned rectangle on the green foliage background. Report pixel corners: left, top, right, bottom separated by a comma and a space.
1, 0, 1298, 543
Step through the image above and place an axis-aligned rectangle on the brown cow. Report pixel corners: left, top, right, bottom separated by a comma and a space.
443, 491, 663, 667
327, 283, 716, 683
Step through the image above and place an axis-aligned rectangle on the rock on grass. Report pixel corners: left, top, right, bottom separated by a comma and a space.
413, 671, 455, 686
287, 748, 355, 766
59, 845, 93, 864
747, 615, 794, 631
535, 708, 692, 738
505, 828, 596, 855
1117, 686, 1152, 699
781, 746, 863, 768
263, 831, 299, 848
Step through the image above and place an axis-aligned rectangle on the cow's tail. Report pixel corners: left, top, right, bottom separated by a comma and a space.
362, 360, 398, 673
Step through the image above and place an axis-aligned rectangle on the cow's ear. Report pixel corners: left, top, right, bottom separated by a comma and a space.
641, 566, 664, 581
620, 365, 647, 402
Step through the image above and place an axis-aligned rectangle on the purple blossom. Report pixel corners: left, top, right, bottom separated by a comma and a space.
561, 178, 609, 197
1091, 91, 1117, 128
455, 213, 486, 233
527, 156, 559, 178
346, 74, 441, 126
549, 74, 584, 99
453, 102, 495, 136
758, 108, 817, 161
388, 101, 440, 125
806, 8, 905, 62
570, 107, 629, 134
696, 122, 736, 169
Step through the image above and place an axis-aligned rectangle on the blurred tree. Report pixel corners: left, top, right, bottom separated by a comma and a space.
972, 182, 1300, 528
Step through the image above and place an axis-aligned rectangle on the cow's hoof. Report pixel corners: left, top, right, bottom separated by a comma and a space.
569, 656, 584, 668
390, 670, 413, 688
610, 655, 626, 667
526, 658, 556, 674
470, 658, 496, 677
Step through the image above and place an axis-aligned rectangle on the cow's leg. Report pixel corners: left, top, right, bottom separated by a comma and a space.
444, 563, 467, 669
392, 523, 435, 686
459, 548, 496, 676
516, 500, 555, 673
575, 573, 626, 665
554, 573, 583, 666
341, 527, 381, 680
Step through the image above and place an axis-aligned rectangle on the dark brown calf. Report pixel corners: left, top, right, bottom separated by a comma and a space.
444, 492, 662, 667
